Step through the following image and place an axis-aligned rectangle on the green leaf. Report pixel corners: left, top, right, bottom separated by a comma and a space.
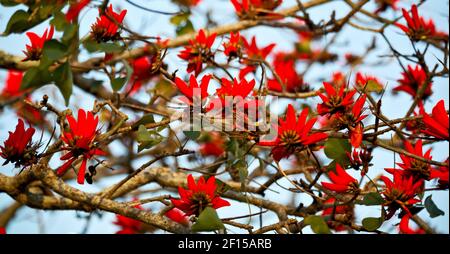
233, 159, 248, 188
424, 195, 445, 218
184, 130, 201, 140
304, 215, 331, 234
358, 192, 384, 206
191, 207, 225, 232
0, 0, 21, 6
111, 77, 127, 91
324, 138, 351, 166
175, 20, 194, 36
3, 10, 30, 35
53, 61, 73, 106
362, 217, 383, 231
50, 11, 68, 31
170, 13, 190, 26
110, 61, 133, 91
134, 114, 155, 127
365, 80, 383, 94
83, 40, 124, 53
62, 24, 78, 45
20, 67, 52, 89
136, 125, 163, 152
41, 39, 68, 65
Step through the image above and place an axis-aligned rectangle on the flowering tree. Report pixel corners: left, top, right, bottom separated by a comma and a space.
0, 0, 448, 234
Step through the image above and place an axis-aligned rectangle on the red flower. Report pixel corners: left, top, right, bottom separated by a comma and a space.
321, 197, 353, 232
2, 70, 24, 97
381, 170, 423, 217
374, 0, 399, 13
174, 74, 211, 104
421, 100, 449, 140
223, 32, 241, 58
0, 119, 36, 168
1, 70, 45, 125
394, 65, 432, 100
57, 109, 105, 184
114, 205, 143, 234
90, 4, 127, 42
171, 174, 230, 216
385, 140, 433, 181
127, 55, 159, 93
347, 147, 373, 176
0, 228, 5, 234
355, 72, 383, 92
65, 0, 91, 22
430, 159, 449, 189
22, 26, 54, 61
231, 0, 283, 19
406, 102, 426, 135
267, 57, 305, 92
165, 208, 190, 226
321, 164, 358, 193
178, 29, 216, 76
199, 132, 226, 157
345, 95, 368, 148
317, 82, 357, 116
259, 104, 328, 161
396, 4, 448, 42
399, 214, 425, 234
239, 36, 275, 79
216, 78, 255, 99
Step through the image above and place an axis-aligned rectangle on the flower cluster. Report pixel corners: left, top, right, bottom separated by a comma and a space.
22, 26, 54, 61
90, 4, 127, 42
57, 109, 105, 184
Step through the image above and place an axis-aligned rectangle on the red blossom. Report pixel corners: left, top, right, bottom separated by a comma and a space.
317, 82, 357, 116
1, 70, 45, 125
0, 119, 36, 167
0, 228, 5, 234
396, 4, 448, 42
174, 74, 211, 104
114, 205, 143, 234
231, 0, 283, 19
430, 159, 449, 189
223, 32, 241, 58
347, 147, 373, 176
22, 26, 54, 61
2, 70, 24, 97
165, 208, 190, 226
259, 104, 328, 161
65, 0, 91, 22
90, 4, 127, 42
216, 78, 255, 99
239, 36, 275, 79
385, 140, 433, 181
171, 174, 230, 216
321, 164, 358, 193
127, 55, 159, 93
399, 214, 425, 234
199, 132, 226, 157
267, 56, 305, 92
178, 29, 216, 76
421, 100, 449, 140
381, 170, 423, 217
394, 65, 432, 100
57, 109, 105, 184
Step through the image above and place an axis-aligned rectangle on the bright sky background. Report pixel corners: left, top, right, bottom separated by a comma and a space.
0, 0, 448, 234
